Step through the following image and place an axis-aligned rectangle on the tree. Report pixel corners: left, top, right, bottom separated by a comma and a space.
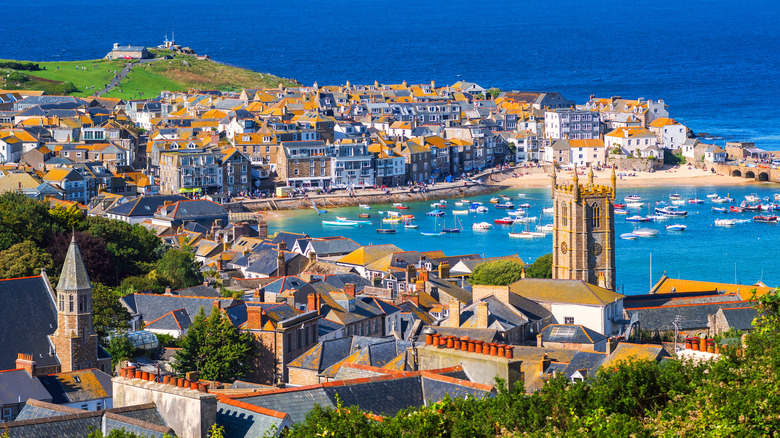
105, 333, 134, 370
173, 307, 255, 382
85, 216, 165, 282
155, 247, 203, 290
91, 283, 131, 343
47, 231, 115, 286
48, 203, 84, 232
487, 87, 501, 99
117, 275, 165, 295
0, 240, 53, 279
469, 260, 525, 286
526, 253, 553, 279
0, 192, 54, 251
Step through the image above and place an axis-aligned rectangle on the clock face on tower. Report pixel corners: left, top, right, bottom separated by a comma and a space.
560, 241, 568, 254
591, 243, 603, 256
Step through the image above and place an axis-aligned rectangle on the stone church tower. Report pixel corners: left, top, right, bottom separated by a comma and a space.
551, 164, 616, 290
50, 234, 100, 371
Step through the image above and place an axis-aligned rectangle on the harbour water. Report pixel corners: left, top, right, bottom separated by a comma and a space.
266, 182, 780, 295
2, 0, 779, 149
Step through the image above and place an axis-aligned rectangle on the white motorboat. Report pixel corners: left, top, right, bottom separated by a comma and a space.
666, 224, 687, 231
715, 218, 737, 226
633, 228, 660, 237
472, 222, 493, 230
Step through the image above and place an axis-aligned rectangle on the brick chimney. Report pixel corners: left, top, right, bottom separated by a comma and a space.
476, 301, 489, 329
405, 264, 417, 284
344, 283, 356, 297
308, 293, 321, 315
446, 300, 461, 328
212, 300, 221, 310
258, 220, 268, 238
16, 353, 36, 377
278, 241, 287, 251
438, 261, 450, 279
308, 251, 317, 263
419, 269, 429, 282
277, 250, 286, 277
246, 305, 263, 330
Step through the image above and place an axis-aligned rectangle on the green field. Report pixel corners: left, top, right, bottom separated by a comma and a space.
0, 51, 299, 100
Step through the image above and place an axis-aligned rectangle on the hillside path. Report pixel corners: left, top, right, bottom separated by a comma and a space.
96, 58, 158, 97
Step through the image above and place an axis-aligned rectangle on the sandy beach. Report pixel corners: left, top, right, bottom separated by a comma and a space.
495, 166, 761, 189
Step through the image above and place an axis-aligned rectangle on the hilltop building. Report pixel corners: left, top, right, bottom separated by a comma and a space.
105, 43, 151, 60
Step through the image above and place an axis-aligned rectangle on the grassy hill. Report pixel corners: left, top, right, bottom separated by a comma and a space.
0, 51, 299, 100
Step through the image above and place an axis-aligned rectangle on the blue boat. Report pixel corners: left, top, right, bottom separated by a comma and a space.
426, 209, 445, 217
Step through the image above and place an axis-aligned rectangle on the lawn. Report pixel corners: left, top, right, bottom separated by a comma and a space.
101, 65, 183, 100
0, 58, 129, 97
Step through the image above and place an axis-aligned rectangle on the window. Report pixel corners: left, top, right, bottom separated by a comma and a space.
564, 317, 574, 324
592, 203, 601, 229
561, 203, 568, 227
2, 407, 11, 422
294, 169, 299, 176
69, 295, 74, 312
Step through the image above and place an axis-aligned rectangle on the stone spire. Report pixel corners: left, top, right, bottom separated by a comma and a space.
56, 234, 91, 291
587, 163, 594, 189
610, 165, 617, 199
550, 165, 557, 199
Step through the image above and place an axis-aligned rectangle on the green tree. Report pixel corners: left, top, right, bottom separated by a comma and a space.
173, 307, 255, 382
117, 274, 165, 295
0, 192, 54, 251
525, 253, 553, 279
105, 333, 135, 370
487, 87, 501, 99
85, 216, 165, 282
155, 247, 203, 290
469, 260, 525, 285
48, 203, 84, 232
48, 231, 115, 286
0, 240, 53, 279
91, 283, 131, 343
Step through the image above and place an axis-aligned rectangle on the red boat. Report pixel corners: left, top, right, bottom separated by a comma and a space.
494, 217, 515, 225
614, 203, 626, 208
743, 204, 762, 211
730, 206, 744, 213
753, 215, 778, 223
396, 205, 410, 210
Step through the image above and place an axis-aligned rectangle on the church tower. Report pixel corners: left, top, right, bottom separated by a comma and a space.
551, 164, 616, 290
50, 234, 99, 372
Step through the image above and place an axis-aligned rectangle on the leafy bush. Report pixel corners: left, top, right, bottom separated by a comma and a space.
469, 259, 525, 285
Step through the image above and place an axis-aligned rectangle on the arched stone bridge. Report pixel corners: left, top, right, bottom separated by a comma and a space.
714, 164, 780, 183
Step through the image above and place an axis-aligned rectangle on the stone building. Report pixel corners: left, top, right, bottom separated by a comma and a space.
551, 165, 616, 290
105, 43, 151, 60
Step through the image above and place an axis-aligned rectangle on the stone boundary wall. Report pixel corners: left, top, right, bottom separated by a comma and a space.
606, 156, 663, 171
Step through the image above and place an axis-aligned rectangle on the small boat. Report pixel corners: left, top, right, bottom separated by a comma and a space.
500, 195, 512, 202
633, 228, 660, 237
358, 213, 371, 218
400, 214, 415, 220
735, 219, 752, 224
323, 220, 360, 226
620, 233, 639, 240
396, 204, 409, 210
742, 203, 762, 212
614, 208, 629, 215
655, 206, 688, 217
730, 206, 744, 213
614, 203, 626, 208
753, 215, 779, 223
494, 217, 515, 225
442, 216, 463, 233
382, 217, 402, 223
336, 216, 348, 221
404, 222, 418, 229
469, 205, 489, 213
671, 199, 686, 205
711, 207, 728, 213
376, 228, 396, 234
712, 197, 732, 204
669, 194, 682, 201
519, 203, 531, 208
513, 216, 537, 223
715, 219, 737, 226
438, 200, 447, 205
426, 209, 445, 217
688, 198, 705, 204
495, 202, 515, 209
489, 197, 500, 204
472, 222, 493, 230
452, 209, 469, 215
666, 224, 687, 231
420, 230, 445, 236
508, 231, 535, 238
745, 194, 760, 203
460, 199, 471, 203
626, 202, 645, 208
454, 202, 465, 206
339, 218, 372, 224
706, 193, 718, 199
625, 194, 642, 202
393, 203, 403, 207
536, 223, 554, 233
626, 215, 652, 222
430, 202, 447, 208
516, 193, 526, 197
542, 207, 554, 215
646, 214, 669, 221
359, 204, 371, 209
508, 209, 526, 217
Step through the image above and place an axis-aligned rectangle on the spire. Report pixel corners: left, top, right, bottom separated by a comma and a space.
610, 165, 617, 199
550, 165, 557, 199
573, 164, 580, 201
587, 163, 594, 189
56, 234, 91, 291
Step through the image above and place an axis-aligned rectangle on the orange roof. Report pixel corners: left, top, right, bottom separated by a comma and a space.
648, 117, 679, 128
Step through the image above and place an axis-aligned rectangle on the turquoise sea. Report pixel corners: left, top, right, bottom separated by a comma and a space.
266, 182, 780, 295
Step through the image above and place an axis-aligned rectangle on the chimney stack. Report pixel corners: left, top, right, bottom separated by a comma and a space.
212, 300, 221, 309
344, 283, 356, 297
16, 353, 36, 377
446, 300, 461, 328
438, 261, 450, 279
278, 241, 287, 251
476, 301, 489, 329
246, 305, 262, 330
277, 250, 286, 277
419, 269, 429, 282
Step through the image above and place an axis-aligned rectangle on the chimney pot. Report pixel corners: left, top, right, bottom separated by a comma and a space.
344, 283, 356, 297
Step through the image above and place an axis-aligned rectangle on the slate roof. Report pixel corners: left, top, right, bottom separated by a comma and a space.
158, 199, 227, 220
56, 235, 91, 291
217, 399, 292, 438
144, 309, 192, 332
120, 293, 233, 325
509, 278, 624, 306
229, 368, 493, 424
271, 232, 309, 252
720, 306, 757, 331
37, 369, 112, 404
0, 369, 51, 406
306, 238, 361, 257
106, 194, 187, 217
560, 351, 608, 379
626, 300, 752, 332
459, 296, 527, 331
2, 410, 103, 437
0, 275, 59, 370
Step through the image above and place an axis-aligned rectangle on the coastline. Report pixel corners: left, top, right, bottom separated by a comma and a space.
493, 166, 764, 190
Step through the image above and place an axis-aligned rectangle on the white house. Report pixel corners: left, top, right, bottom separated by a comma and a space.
604, 127, 659, 158
544, 109, 600, 140
509, 278, 625, 335
704, 145, 728, 163
0, 135, 23, 163
509, 130, 539, 162
568, 139, 606, 167
648, 117, 688, 149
